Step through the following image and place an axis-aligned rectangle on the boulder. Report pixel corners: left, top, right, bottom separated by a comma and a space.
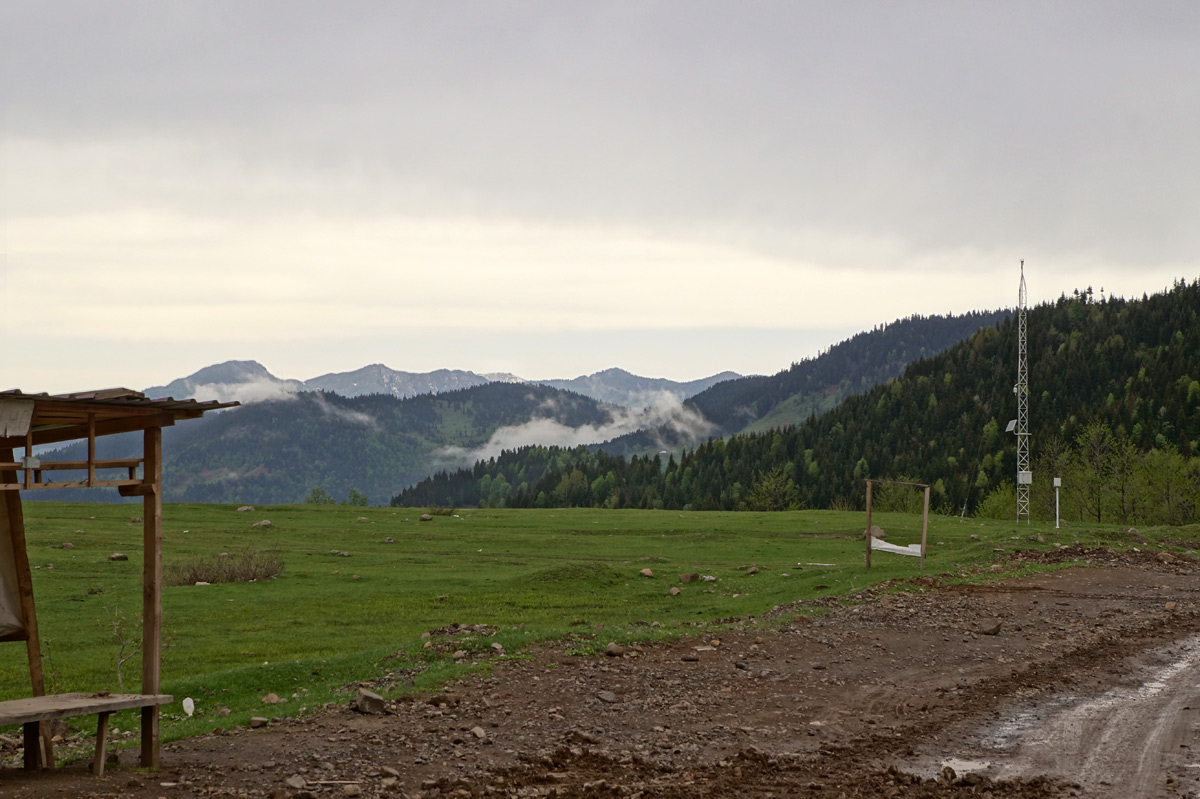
354, 688, 386, 714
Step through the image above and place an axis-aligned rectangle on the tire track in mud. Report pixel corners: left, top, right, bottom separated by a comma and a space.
959, 635, 1200, 797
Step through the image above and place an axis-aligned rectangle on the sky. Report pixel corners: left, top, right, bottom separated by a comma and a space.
3, 2, 1199, 395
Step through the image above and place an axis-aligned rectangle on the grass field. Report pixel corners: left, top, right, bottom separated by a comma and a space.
1, 502, 1187, 744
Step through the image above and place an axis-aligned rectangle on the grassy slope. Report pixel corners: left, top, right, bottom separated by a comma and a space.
4, 502, 1193, 747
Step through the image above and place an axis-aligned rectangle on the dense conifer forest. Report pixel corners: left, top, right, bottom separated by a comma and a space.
396, 280, 1200, 524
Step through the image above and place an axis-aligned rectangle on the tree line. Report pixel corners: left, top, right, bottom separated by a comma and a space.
395, 279, 1200, 524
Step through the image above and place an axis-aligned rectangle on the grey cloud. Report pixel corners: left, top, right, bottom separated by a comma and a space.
4, 2, 1198, 265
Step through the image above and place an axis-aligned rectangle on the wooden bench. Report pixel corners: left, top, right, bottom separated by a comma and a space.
0, 693, 173, 776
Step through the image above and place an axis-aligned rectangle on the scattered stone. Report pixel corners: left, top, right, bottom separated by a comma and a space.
597, 690, 618, 704
979, 621, 1003, 636
285, 775, 307, 789
452, 649, 468, 660
252, 520, 272, 528
735, 661, 749, 670
357, 516, 368, 521
471, 726, 488, 739
745, 566, 759, 575
970, 534, 980, 540
640, 568, 654, 578
679, 573, 700, 583
236, 506, 254, 512
355, 688, 386, 714
384, 537, 394, 543
604, 642, 625, 657
866, 524, 886, 540
342, 785, 362, 797
701, 575, 717, 582
682, 655, 699, 662
130, 516, 143, 523
491, 642, 505, 654
668, 586, 681, 596
61, 542, 74, 550
419, 514, 433, 521
249, 717, 269, 728
1166, 601, 1178, 611
261, 693, 282, 704
108, 552, 128, 561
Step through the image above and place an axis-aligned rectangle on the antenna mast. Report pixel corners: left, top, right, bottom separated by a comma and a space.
1016, 261, 1031, 523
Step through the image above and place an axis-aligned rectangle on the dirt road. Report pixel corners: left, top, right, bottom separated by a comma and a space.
4, 545, 1200, 798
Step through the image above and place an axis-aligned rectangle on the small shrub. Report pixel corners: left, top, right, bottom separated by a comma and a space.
427, 506, 457, 516
975, 481, 1018, 520
166, 549, 284, 586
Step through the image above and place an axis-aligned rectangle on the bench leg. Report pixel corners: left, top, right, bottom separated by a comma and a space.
22, 721, 38, 770
41, 720, 55, 769
140, 704, 159, 768
93, 711, 111, 777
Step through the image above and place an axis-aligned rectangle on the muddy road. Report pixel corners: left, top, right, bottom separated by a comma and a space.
4, 545, 1200, 798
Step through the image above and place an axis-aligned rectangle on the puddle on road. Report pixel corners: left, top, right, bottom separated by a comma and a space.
940, 757, 991, 773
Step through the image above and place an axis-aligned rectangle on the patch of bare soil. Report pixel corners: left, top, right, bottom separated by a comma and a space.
5, 545, 1200, 798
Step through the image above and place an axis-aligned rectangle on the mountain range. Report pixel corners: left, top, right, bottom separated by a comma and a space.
145, 362, 740, 408
35, 305, 1027, 505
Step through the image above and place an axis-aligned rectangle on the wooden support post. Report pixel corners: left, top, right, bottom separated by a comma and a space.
920, 485, 931, 571
2, 450, 53, 767
87, 414, 96, 487
23, 429, 32, 490
864, 479, 873, 569
140, 427, 163, 768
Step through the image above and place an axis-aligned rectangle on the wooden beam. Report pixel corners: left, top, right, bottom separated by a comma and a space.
864, 479, 873, 569
140, 427, 163, 768
10, 459, 143, 471
0, 479, 141, 492
920, 485, 931, 571
87, 414, 96, 486
0, 412, 176, 449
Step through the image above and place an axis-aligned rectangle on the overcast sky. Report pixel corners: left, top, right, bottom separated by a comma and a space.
3, 2, 1198, 394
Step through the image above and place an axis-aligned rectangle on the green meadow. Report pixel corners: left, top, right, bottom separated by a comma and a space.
2, 502, 1189, 744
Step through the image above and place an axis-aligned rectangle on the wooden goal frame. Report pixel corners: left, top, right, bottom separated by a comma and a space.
863, 478, 931, 571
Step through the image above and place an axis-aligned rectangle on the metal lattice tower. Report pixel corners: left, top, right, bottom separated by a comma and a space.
1015, 261, 1031, 523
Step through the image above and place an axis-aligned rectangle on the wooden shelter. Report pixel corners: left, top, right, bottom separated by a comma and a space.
0, 388, 235, 772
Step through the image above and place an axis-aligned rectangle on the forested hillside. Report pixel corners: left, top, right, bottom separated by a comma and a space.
32, 384, 614, 505
593, 309, 1010, 457
396, 281, 1200, 524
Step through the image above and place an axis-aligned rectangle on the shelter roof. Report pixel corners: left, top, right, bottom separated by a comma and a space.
0, 388, 239, 448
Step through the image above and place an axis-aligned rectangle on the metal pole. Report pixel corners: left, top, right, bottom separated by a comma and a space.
864, 480, 872, 569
